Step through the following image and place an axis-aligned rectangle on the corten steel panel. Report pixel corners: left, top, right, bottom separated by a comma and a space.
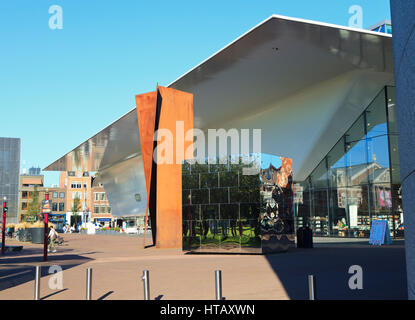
155, 86, 193, 248
135, 92, 157, 194
136, 91, 157, 244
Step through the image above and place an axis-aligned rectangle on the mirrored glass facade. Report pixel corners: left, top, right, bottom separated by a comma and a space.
182, 154, 295, 253
0, 137, 21, 224
294, 87, 402, 238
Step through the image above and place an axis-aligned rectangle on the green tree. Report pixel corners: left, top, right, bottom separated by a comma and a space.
27, 185, 41, 221
71, 194, 81, 216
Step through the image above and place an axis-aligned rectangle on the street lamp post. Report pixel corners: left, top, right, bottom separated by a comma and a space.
43, 189, 49, 262
1, 197, 7, 255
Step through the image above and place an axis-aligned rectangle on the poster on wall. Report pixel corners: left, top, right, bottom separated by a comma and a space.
349, 205, 358, 227
379, 189, 392, 208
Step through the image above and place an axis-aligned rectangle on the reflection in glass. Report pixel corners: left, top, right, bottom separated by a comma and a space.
183, 154, 294, 253
296, 86, 402, 238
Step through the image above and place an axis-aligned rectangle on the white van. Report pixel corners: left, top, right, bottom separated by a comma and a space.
123, 220, 139, 234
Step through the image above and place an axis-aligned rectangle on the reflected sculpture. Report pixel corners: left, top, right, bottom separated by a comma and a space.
182, 154, 295, 253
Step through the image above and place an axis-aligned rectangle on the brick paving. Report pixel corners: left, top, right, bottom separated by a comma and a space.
0, 234, 407, 300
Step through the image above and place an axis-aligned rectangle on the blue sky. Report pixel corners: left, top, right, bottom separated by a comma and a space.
0, 0, 391, 186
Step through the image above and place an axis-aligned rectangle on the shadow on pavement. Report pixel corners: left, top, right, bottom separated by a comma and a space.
265, 242, 408, 300
97, 291, 114, 300
0, 254, 93, 292
41, 288, 68, 300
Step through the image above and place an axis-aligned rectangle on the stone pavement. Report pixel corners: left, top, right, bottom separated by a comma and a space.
0, 234, 407, 300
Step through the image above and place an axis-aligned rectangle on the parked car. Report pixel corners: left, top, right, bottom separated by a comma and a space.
125, 226, 139, 234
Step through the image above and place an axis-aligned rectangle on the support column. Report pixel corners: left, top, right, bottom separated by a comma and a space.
391, 0, 415, 299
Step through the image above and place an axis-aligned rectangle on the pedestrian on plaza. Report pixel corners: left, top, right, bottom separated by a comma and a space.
48, 225, 58, 253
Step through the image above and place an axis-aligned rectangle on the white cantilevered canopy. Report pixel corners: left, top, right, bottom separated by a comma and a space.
44, 14, 394, 216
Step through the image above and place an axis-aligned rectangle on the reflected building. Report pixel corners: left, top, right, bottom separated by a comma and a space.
0, 137, 20, 224
295, 87, 402, 238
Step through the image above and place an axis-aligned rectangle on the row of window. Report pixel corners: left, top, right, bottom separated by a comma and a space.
22, 191, 65, 199
21, 202, 65, 212
71, 182, 88, 189
94, 205, 112, 214
68, 171, 89, 177
94, 192, 107, 201
71, 192, 108, 201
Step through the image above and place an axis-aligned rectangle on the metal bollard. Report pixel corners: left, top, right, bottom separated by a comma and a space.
308, 275, 317, 300
215, 270, 222, 300
34, 266, 41, 300
86, 268, 92, 300
142, 270, 150, 300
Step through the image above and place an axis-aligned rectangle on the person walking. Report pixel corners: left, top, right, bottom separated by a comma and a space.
48, 225, 58, 253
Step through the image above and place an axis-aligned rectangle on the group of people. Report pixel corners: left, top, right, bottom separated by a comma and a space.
62, 223, 82, 233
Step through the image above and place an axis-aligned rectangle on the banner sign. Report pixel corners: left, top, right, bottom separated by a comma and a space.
369, 220, 392, 246
41, 200, 52, 214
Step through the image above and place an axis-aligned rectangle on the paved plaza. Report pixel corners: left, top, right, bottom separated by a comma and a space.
0, 234, 407, 300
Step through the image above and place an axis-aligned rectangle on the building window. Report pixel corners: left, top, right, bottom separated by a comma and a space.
70, 182, 82, 189
94, 206, 99, 214
300, 86, 402, 238
71, 191, 81, 199
21, 202, 27, 210
22, 191, 28, 199
100, 206, 106, 213
53, 192, 58, 198
59, 192, 65, 198
107, 206, 111, 213
68, 171, 75, 176
52, 203, 58, 211
59, 203, 64, 212
83, 183, 87, 188
94, 192, 105, 201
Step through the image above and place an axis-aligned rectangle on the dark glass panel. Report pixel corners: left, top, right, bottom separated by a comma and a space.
191, 189, 209, 205
201, 204, 219, 220
220, 203, 239, 220
200, 172, 218, 189
219, 171, 238, 188
182, 189, 191, 205
182, 204, 200, 220
239, 174, 260, 188
238, 187, 250, 203
229, 187, 241, 203
210, 188, 229, 204
240, 203, 260, 220
182, 174, 199, 190
191, 162, 209, 174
